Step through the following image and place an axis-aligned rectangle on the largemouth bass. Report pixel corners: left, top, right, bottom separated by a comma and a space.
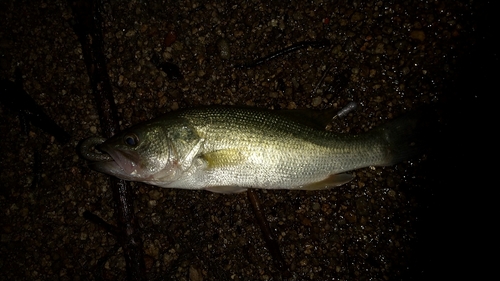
78, 107, 426, 193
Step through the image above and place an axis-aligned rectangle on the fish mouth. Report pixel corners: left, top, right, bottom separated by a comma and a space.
89, 144, 141, 180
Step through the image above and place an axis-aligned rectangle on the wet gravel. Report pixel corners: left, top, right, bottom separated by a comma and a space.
0, 0, 491, 280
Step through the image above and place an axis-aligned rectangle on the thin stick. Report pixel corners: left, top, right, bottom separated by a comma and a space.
68, 1, 146, 280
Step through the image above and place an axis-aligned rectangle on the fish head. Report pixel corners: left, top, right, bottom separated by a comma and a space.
90, 121, 180, 183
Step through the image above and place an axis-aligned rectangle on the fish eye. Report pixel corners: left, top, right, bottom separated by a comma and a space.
124, 133, 139, 147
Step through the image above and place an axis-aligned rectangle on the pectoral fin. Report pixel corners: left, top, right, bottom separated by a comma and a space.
298, 173, 354, 190
202, 149, 246, 169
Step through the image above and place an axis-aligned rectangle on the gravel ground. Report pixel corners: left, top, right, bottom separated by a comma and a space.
0, 0, 491, 280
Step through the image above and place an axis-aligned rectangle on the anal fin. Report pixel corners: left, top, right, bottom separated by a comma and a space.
298, 173, 354, 190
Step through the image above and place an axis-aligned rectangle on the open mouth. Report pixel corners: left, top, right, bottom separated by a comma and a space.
77, 137, 111, 162
89, 158, 127, 178
79, 137, 140, 180
93, 144, 140, 178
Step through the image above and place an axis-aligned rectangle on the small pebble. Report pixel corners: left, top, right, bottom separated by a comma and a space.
312, 202, 321, 211
312, 96, 322, 106
216, 38, 230, 60
164, 31, 177, 47
410, 30, 426, 41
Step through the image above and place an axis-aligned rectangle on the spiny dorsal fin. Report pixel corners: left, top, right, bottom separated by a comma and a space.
273, 108, 337, 130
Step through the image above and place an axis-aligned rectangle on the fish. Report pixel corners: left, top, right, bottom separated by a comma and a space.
78, 106, 429, 193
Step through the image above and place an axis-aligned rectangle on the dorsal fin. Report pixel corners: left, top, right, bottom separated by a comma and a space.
273, 108, 337, 130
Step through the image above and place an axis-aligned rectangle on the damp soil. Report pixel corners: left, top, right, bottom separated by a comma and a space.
0, 1, 491, 280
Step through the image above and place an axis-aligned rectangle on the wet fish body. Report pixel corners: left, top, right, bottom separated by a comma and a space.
79, 107, 425, 193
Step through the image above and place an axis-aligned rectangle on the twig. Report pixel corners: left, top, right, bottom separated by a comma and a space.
68, 1, 146, 280
311, 63, 334, 95
247, 189, 291, 277
236, 40, 330, 68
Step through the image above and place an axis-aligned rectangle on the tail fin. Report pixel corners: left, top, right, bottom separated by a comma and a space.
370, 108, 438, 166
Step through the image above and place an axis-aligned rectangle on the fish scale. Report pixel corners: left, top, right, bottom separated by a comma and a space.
176, 108, 355, 186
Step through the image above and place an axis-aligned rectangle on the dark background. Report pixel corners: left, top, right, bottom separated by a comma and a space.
1, 0, 493, 280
